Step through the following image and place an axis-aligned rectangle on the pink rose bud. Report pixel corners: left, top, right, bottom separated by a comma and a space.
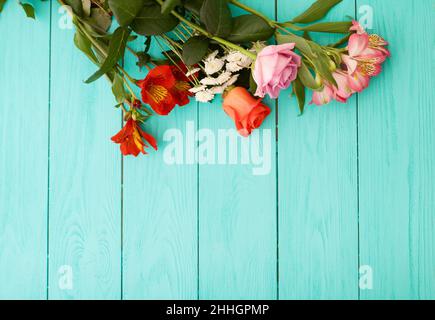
253, 43, 302, 99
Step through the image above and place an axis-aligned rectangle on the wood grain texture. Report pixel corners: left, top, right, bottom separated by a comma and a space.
277, 0, 359, 299
358, 0, 435, 300
0, 1, 50, 299
48, 2, 121, 299
198, 0, 277, 300
122, 44, 198, 300
0, 0, 434, 300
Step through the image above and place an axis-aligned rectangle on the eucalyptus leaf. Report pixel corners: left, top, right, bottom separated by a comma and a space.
292, 0, 342, 24
85, 26, 131, 83
182, 36, 209, 65
131, 4, 179, 36
200, 0, 233, 37
227, 14, 274, 43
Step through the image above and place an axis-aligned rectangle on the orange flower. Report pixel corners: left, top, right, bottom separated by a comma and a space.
222, 87, 271, 137
138, 65, 192, 116
111, 119, 157, 156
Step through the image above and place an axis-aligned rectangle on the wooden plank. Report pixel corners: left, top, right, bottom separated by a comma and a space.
277, 0, 359, 299
198, 0, 277, 300
0, 1, 50, 299
358, 0, 435, 299
48, 2, 121, 299
122, 44, 198, 299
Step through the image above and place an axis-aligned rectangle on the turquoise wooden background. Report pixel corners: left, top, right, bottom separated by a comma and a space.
0, 0, 434, 300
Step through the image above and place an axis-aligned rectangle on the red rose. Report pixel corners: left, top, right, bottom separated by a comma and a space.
111, 119, 157, 156
222, 87, 271, 137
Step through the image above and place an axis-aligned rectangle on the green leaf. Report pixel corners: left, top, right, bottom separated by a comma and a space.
298, 61, 322, 90
292, 0, 342, 24
276, 33, 315, 59
64, 0, 84, 17
74, 29, 99, 65
183, 0, 203, 15
108, 0, 149, 27
112, 74, 130, 103
0, 0, 8, 13
277, 33, 336, 87
227, 14, 274, 43
293, 77, 306, 114
131, 4, 179, 35
281, 21, 352, 34
249, 71, 257, 95
85, 26, 131, 83
200, 0, 233, 37
84, 8, 112, 33
182, 36, 209, 65
136, 52, 151, 70
19, 2, 35, 19
82, 0, 91, 17
161, 0, 181, 14
328, 33, 350, 48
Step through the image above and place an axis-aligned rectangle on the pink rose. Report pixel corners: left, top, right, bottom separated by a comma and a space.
253, 43, 301, 99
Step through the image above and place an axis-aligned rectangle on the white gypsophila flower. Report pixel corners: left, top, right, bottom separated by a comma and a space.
210, 74, 240, 94
216, 71, 232, 85
185, 68, 201, 78
195, 90, 215, 103
210, 86, 225, 94
200, 76, 220, 86
205, 50, 219, 61
251, 41, 267, 54
224, 74, 239, 87
226, 61, 244, 73
225, 51, 244, 62
204, 58, 225, 75
239, 54, 253, 68
189, 85, 207, 94
225, 50, 253, 69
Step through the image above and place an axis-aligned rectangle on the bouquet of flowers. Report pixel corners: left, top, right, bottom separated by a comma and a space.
2, 0, 390, 157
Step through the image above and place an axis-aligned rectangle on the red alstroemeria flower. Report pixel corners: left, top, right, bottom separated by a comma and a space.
137, 65, 176, 115
170, 65, 193, 107
138, 65, 193, 116
111, 119, 157, 157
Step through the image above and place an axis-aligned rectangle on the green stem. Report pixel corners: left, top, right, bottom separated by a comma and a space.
154, 0, 256, 60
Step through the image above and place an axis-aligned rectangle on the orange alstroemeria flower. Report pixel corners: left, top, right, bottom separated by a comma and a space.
138, 65, 193, 116
111, 119, 157, 156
